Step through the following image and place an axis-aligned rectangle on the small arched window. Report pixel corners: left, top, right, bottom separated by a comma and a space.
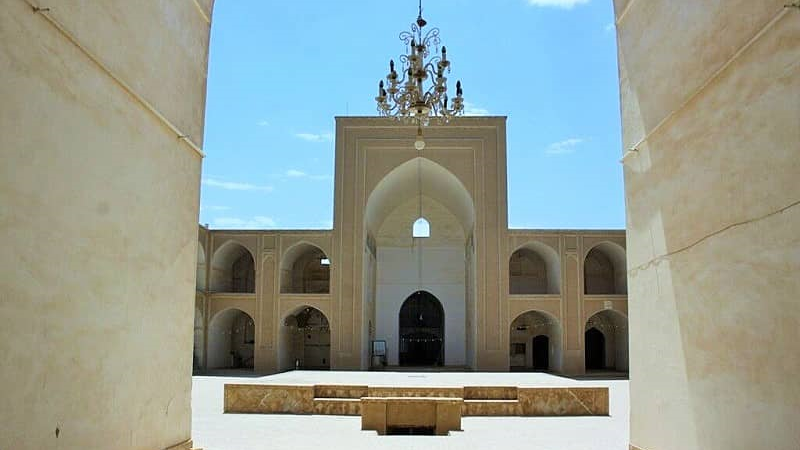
412, 217, 431, 238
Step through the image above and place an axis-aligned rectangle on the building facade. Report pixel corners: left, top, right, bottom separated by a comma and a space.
194, 117, 628, 375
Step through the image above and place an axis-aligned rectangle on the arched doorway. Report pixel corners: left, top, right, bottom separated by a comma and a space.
531, 335, 550, 371
399, 291, 444, 366
585, 328, 606, 370
509, 310, 563, 372
584, 309, 629, 372
279, 306, 331, 371
207, 308, 255, 370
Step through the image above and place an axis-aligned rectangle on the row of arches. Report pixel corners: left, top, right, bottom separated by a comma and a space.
195, 305, 332, 372
509, 309, 628, 373
198, 237, 628, 295
510, 241, 627, 295
195, 296, 627, 373
196, 241, 331, 294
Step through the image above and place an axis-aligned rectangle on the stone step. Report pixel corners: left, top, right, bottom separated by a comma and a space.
462, 399, 520, 416
312, 398, 361, 415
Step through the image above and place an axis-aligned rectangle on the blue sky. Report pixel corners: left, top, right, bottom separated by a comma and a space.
200, 0, 624, 230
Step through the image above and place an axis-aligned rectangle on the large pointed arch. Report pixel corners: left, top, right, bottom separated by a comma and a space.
365, 157, 475, 235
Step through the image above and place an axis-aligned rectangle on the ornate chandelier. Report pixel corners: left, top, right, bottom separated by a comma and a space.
375, 0, 465, 150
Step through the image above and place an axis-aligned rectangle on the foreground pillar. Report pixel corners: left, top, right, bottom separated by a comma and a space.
0, 1, 214, 449
615, 1, 799, 449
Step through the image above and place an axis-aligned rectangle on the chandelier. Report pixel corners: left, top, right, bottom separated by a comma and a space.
375, 0, 465, 150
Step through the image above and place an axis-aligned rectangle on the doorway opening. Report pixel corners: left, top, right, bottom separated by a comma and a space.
399, 291, 444, 366
585, 327, 605, 370
531, 335, 550, 371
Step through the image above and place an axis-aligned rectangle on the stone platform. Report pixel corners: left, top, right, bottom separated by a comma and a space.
223, 371, 609, 417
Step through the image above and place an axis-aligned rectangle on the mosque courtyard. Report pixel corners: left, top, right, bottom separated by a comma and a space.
192, 371, 629, 450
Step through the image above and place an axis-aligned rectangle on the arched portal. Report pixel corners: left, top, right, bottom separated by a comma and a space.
207, 308, 255, 370
280, 243, 330, 294
509, 310, 563, 372
584, 310, 629, 372
279, 306, 331, 371
365, 157, 475, 368
210, 241, 255, 293
399, 291, 444, 366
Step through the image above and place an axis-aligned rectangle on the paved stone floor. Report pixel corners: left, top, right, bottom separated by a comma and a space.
192, 371, 629, 450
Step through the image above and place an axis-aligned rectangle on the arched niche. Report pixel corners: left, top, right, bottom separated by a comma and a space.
509, 242, 561, 294
584, 309, 628, 372
210, 241, 255, 293
509, 310, 563, 372
584, 242, 627, 295
278, 306, 331, 371
280, 243, 330, 294
207, 308, 255, 370
196, 242, 206, 291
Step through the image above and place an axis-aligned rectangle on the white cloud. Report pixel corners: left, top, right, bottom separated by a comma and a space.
284, 169, 333, 181
462, 102, 490, 116
295, 132, 334, 143
257, 120, 270, 127
545, 138, 584, 155
212, 216, 277, 229
526, 0, 590, 9
202, 178, 273, 192
604, 22, 615, 32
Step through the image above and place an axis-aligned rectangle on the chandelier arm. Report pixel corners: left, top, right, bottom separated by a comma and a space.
421, 28, 440, 52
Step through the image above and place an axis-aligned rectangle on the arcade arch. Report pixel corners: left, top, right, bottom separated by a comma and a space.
278, 306, 331, 371
584, 242, 627, 295
207, 308, 255, 370
509, 242, 561, 294
584, 309, 628, 372
509, 310, 563, 372
280, 243, 330, 294
210, 241, 255, 293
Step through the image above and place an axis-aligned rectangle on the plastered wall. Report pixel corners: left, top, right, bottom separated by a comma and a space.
615, 1, 800, 449
0, 1, 213, 449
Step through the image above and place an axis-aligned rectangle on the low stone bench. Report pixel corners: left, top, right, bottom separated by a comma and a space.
360, 397, 462, 435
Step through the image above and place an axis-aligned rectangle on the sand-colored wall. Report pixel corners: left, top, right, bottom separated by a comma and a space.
0, 1, 212, 449
616, 1, 799, 449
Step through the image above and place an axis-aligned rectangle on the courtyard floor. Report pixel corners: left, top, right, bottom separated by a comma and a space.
192, 370, 629, 450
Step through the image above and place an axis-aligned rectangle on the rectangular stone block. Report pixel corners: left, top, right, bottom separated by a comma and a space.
224, 384, 314, 414
518, 387, 609, 416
